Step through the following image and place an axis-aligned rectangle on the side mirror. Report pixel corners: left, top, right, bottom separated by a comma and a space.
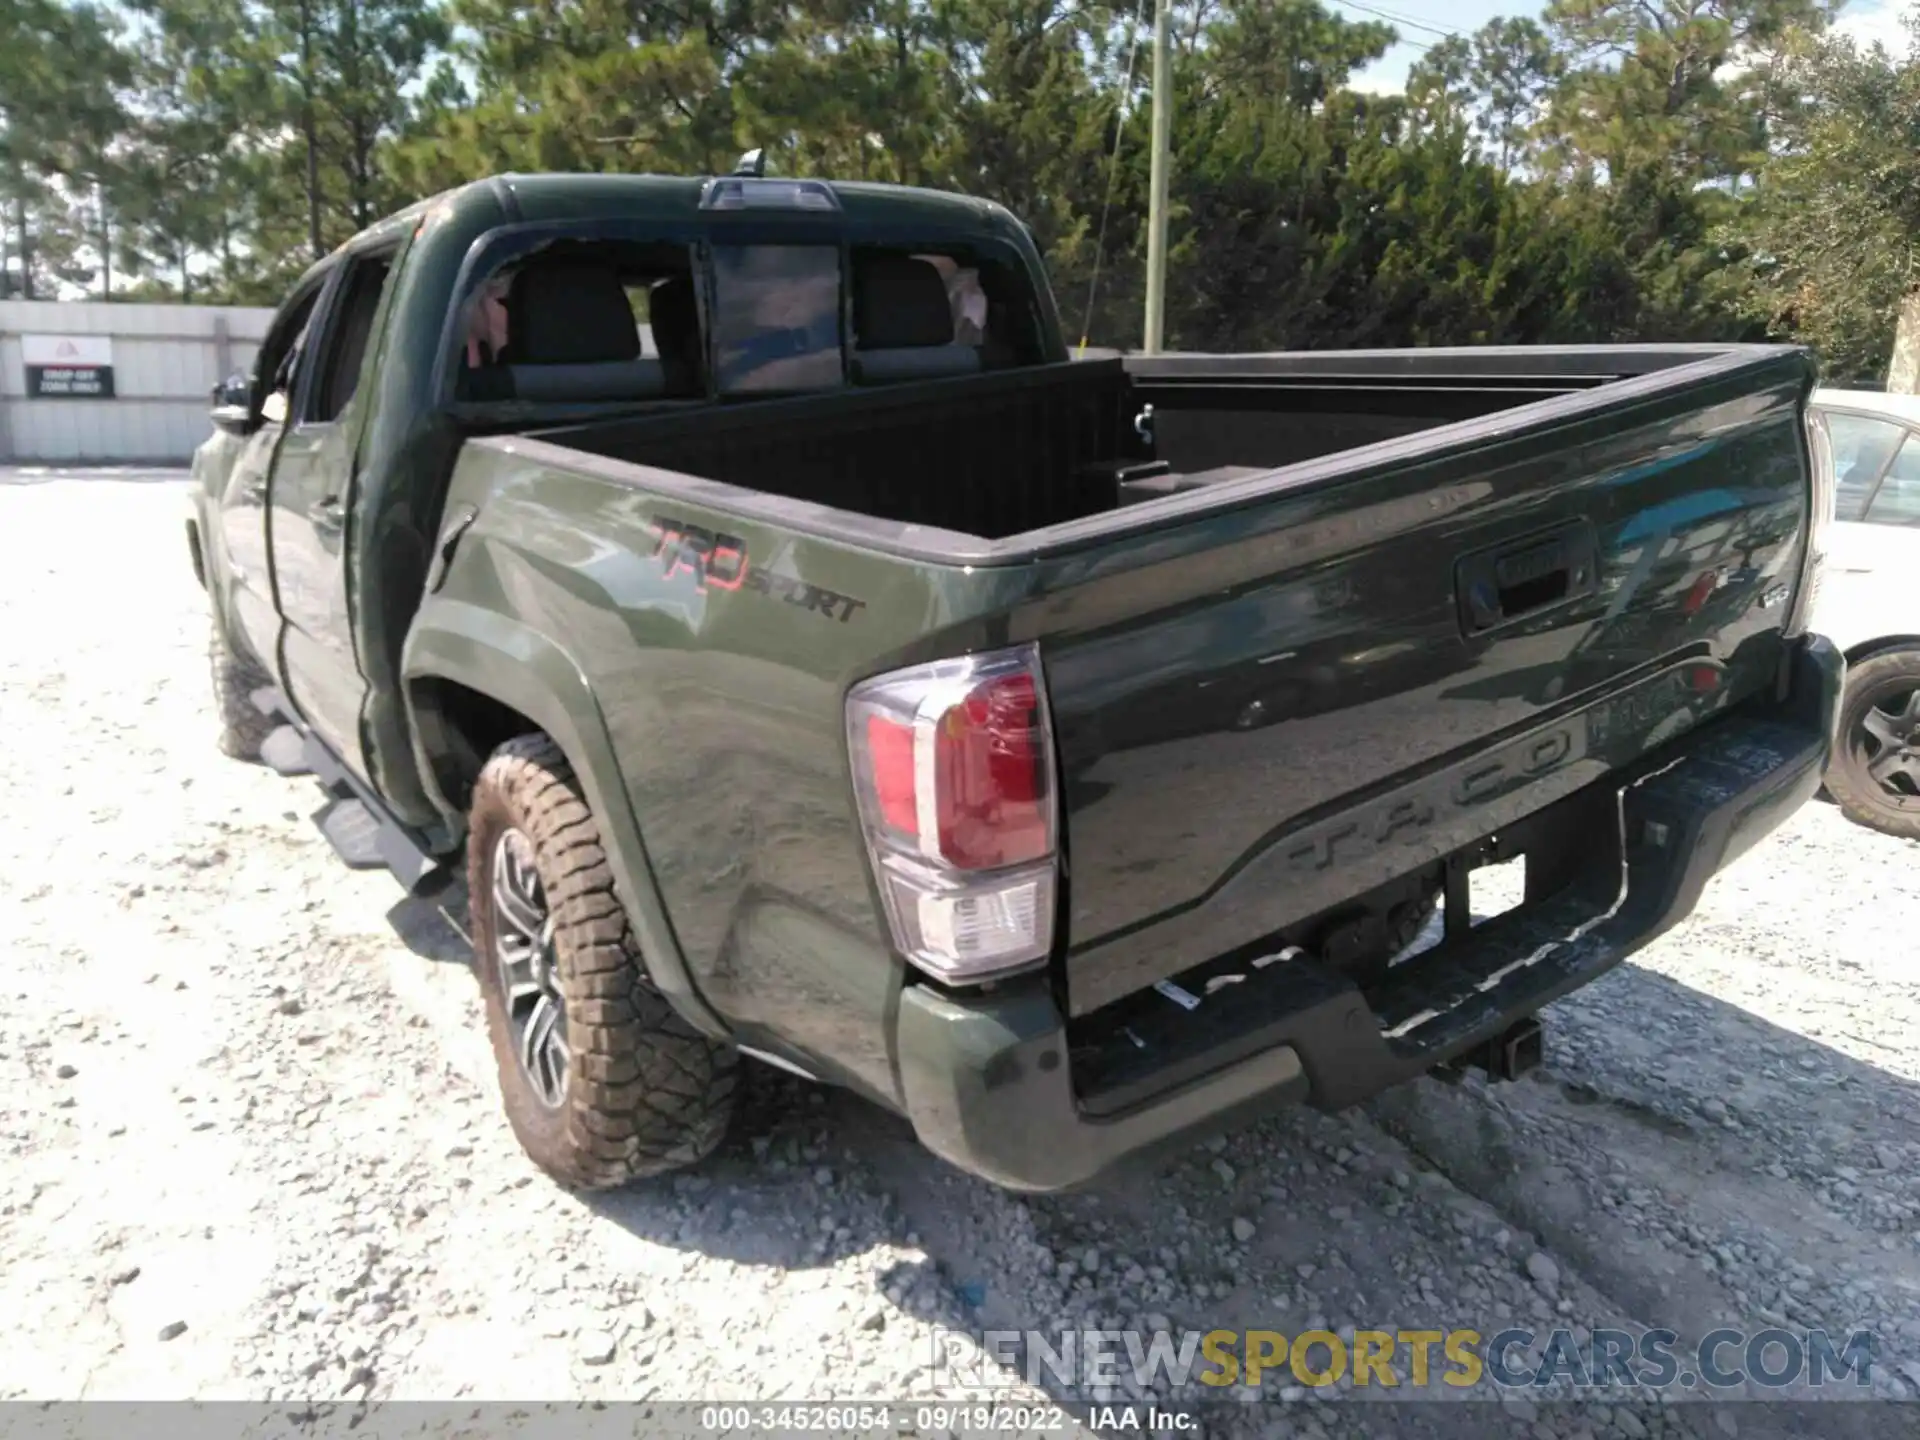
260, 390, 289, 425
210, 403, 252, 436
210, 372, 253, 436
211, 372, 249, 408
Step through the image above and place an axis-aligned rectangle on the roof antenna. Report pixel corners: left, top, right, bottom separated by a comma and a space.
733, 148, 766, 178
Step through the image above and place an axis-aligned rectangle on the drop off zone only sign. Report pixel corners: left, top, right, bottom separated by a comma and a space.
23, 334, 115, 398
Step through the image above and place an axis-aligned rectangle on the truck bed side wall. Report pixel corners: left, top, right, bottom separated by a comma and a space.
542, 361, 1135, 539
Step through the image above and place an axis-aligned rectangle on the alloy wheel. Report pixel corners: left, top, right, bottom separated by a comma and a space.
1852, 682, 1920, 806
490, 828, 569, 1107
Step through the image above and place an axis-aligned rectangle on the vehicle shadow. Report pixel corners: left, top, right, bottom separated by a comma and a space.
1367, 959, 1920, 1347
380, 873, 1918, 1427
383, 875, 912, 1273
858, 956, 1919, 1431
385, 873, 474, 966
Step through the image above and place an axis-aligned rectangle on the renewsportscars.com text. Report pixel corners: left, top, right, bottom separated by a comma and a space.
932, 1325, 1879, 1394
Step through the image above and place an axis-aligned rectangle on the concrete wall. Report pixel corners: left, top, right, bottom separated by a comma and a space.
0, 300, 275, 464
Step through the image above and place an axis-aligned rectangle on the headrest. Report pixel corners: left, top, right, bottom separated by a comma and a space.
511, 260, 641, 365
854, 255, 955, 350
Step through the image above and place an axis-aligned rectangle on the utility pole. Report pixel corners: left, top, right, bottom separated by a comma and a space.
1890, 290, 1920, 395
1142, 0, 1173, 354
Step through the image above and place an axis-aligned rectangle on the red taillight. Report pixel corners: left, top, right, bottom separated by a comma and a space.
855, 664, 1053, 872
935, 673, 1048, 869
847, 645, 1058, 984
866, 713, 919, 835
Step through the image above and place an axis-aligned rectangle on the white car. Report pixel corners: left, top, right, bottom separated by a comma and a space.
1809, 387, 1920, 839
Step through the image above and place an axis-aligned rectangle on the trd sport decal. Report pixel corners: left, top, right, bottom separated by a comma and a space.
647, 516, 748, 590
644, 515, 867, 624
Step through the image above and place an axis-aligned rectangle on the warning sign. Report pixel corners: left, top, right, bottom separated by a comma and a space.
22, 334, 115, 398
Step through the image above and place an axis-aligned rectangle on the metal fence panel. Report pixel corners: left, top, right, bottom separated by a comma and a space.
0, 300, 275, 464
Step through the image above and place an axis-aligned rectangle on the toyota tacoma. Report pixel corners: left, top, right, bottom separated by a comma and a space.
185, 167, 1843, 1193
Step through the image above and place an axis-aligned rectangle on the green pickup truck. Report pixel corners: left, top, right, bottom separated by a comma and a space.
186, 167, 1844, 1194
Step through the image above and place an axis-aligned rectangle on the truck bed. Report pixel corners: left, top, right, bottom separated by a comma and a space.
526, 346, 1757, 549
463, 342, 1816, 1030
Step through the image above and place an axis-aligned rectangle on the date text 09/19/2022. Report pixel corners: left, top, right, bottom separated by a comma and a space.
699, 1404, 1108, 1433
697, 1404, 1195, 1433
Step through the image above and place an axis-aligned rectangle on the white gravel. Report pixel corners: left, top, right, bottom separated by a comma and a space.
2, 473, 1917, 1437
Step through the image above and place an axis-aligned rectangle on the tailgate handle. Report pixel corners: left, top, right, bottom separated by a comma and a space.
1457, 522, 1597, 635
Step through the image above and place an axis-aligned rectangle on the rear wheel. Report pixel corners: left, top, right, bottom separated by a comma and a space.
1824, 647, 1920, 841
467, 733, 738, 1189
210, 617, 275, 761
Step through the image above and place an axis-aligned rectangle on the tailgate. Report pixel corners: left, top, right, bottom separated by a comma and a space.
1035, 348, 1814, 1017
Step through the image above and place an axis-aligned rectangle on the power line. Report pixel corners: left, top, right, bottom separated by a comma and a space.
1079, 0, 1152, 353
1327, 0, 1458, 41
1355, 1, 1458, 38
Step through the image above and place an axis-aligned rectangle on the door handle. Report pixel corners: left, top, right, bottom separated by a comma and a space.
308, 496, 346, 532
1456, 521, 1599, 636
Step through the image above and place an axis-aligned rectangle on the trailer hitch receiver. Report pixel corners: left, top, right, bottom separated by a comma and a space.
1458, 1016, 1544, 1083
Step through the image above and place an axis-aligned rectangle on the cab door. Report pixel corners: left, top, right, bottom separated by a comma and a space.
267, 246, 400, 777
219, 271, 332, 673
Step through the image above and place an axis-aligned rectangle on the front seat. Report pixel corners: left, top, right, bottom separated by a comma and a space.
851, 255, 983, 385
503, 258, 667, 402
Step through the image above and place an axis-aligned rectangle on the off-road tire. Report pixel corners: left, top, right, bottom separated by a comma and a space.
1823, 647, 1920, 842
467, 733, 738, 1189
210, 617, 276, 761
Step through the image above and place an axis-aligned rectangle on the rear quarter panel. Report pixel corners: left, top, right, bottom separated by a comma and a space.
405, 440, 1041, 1104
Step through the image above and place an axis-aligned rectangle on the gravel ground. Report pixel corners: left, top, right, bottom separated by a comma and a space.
2, 472, 1917, 1437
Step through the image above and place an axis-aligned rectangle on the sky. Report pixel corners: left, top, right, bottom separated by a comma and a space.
1343, 0, 1917, 95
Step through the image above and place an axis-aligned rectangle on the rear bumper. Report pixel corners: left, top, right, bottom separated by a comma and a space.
896, 633, 1843, 1192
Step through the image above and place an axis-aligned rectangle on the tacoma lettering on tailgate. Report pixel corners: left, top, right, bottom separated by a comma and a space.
1282, 724, 1584, 875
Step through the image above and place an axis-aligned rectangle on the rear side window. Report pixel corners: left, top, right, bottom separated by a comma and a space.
1868, 436, 1920, 527
1826, 411, 1904, 521
709, 244, 844, 395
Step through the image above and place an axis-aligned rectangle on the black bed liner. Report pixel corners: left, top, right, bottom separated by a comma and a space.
501, 343, 1808, 566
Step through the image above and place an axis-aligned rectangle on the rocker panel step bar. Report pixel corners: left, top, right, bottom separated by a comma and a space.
252, 687, 446, 894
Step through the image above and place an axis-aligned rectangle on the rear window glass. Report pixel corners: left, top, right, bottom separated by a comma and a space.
710, 244, 844, 395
